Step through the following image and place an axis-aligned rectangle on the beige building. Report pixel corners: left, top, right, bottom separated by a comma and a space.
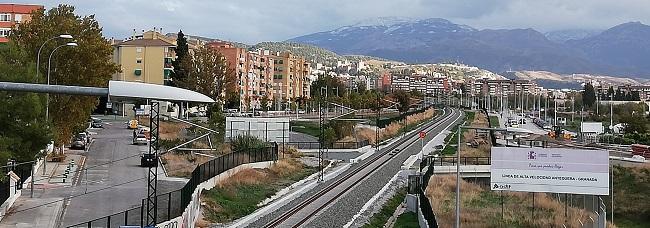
111, 30, 176, 117
112, 30, 175, 85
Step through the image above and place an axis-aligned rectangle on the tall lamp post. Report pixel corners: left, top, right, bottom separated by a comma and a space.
46, 42, 78, 120
42, 42, 77, 176
37, 34, 74, 80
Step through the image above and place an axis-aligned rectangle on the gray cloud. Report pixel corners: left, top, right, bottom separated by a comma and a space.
9, 0, 650, 43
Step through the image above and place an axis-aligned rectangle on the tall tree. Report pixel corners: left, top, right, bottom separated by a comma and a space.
607, 86, 614, 100
260, 95, 270, 111
582, 83, 596, 108
393, 90, 411, 113
310, 75, 345, 99
0, 43, 52, 162
10, 5, 119, 146
183, 46, 236, 104
170, 30, 189, 87
615, 88, 624, 101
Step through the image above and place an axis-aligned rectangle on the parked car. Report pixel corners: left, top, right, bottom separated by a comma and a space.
90, 117, 103, 128
71, 134, 88, 149
133, 133, 148, 145
140, 153, 158, 167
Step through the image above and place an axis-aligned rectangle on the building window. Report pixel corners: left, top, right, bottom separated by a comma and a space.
273, 75, 283, 80
0, 28, 10, 37
136, 58, 142, 64
0, 14, 10, 22
136, 47, 143, 53
14, 14, 22, 22
134, 69, 142, 76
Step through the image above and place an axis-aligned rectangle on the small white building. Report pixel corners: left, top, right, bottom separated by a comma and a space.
581, 122, 603, 143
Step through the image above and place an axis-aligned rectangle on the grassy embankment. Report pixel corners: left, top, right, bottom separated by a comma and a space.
426, 175, 616, 228
199, 158, 318, 224
394, 212, 419, 228
611, 165, 650, 228
362, 188, 407, 228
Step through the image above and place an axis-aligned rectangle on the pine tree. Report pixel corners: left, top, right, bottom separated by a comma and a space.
170, 30, 189, 87
582, 83, 596, 108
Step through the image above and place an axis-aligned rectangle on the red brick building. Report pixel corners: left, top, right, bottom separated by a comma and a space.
0, 3, 43, 43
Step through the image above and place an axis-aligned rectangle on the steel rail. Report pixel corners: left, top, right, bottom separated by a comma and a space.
263, 108, 462, 227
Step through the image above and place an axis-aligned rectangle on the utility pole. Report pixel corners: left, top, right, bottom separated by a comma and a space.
571, 96, 576, 124
610, 95, 614, 132
554, 98, 558, 126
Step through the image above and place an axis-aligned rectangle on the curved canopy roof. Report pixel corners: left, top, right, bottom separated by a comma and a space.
108, 81, 214, 103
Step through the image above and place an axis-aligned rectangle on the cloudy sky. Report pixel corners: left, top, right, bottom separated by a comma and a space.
11, 0, 650, 44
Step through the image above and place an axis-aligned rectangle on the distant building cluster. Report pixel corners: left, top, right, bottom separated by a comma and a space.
207, 41, 311, 110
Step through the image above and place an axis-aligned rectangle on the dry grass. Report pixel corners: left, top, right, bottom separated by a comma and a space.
281, 146, 303, 158
160, 121, 189, 140
458, 111, 491, 157
356, 108, 436, 144
268, 159, 304, 177
425, 175, 617, 228
336, 135, 357, 143
162, 152, 212, 178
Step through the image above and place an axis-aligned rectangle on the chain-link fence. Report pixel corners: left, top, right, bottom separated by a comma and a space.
67, 145, 278, 228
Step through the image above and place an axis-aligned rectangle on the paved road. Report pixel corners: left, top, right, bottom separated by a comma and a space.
43, 119, 186, 227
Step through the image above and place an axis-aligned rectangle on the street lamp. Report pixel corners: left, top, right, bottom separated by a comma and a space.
46, 42, 78, 120
36, 34, 74, 80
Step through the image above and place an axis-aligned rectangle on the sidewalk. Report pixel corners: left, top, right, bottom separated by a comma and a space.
0, 154, 84, 228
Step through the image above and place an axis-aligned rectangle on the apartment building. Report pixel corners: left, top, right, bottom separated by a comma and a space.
0, 3, 42, 43
208, 41, 311, 111
390, 74, 449, 95
112, 30, 175, 85
467, 79, 536, 96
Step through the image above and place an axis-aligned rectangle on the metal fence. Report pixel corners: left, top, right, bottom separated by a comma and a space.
285, 140, 370, 149
422, 156, 491, 167
67, 145, 278, 228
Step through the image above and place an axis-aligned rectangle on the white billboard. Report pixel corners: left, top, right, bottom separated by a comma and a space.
225, 117, 289, 143
490, 147, 609, 195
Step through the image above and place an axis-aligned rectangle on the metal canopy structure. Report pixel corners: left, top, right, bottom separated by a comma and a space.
0, 80, 215, 103
0, 80, 214, 226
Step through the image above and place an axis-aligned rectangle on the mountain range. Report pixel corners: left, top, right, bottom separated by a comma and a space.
289, 17, 650, 78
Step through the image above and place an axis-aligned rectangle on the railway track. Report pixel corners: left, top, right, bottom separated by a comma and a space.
263, 108, 463, 228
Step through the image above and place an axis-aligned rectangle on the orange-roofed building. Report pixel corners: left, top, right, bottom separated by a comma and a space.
0, 3, 43, 43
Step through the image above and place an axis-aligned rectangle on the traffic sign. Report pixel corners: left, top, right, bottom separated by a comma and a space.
419, 131, 426, 138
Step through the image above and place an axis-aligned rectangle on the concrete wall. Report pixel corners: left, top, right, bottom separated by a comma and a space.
156, 161, 273, 228
0, 172, 21, 222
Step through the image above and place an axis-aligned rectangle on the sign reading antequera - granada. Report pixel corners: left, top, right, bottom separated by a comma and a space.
490, 147, 609, 195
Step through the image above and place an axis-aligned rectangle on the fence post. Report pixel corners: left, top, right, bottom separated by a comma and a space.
168, 191, 172, 220
107, 214, 111, 227
140, 198, 145, 227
